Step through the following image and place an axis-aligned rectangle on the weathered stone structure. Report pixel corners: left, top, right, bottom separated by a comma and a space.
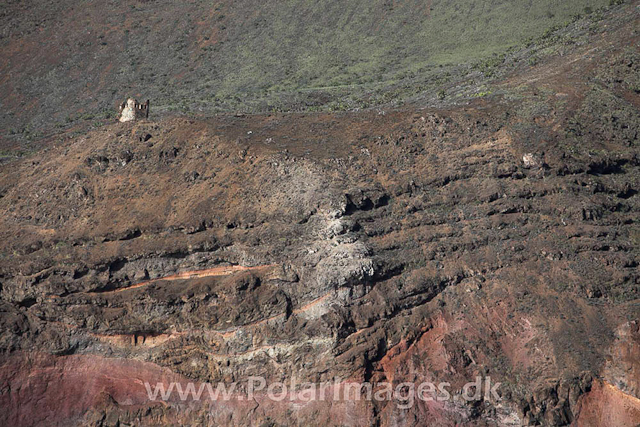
119, 98, 149, 122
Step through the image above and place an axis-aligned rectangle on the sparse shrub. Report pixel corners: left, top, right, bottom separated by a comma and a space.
474, 90, 492, 98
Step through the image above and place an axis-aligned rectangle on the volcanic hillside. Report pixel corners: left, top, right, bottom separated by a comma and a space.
0, 2, 639, 425
1, 0, 614, 150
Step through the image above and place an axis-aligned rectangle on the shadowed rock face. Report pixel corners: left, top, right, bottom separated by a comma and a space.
0, 5, 639, 427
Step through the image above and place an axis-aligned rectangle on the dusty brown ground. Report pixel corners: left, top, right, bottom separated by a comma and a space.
0, 5, 639, 427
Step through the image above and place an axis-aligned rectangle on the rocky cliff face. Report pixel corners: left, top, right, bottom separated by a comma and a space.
1, 4, 639, 427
